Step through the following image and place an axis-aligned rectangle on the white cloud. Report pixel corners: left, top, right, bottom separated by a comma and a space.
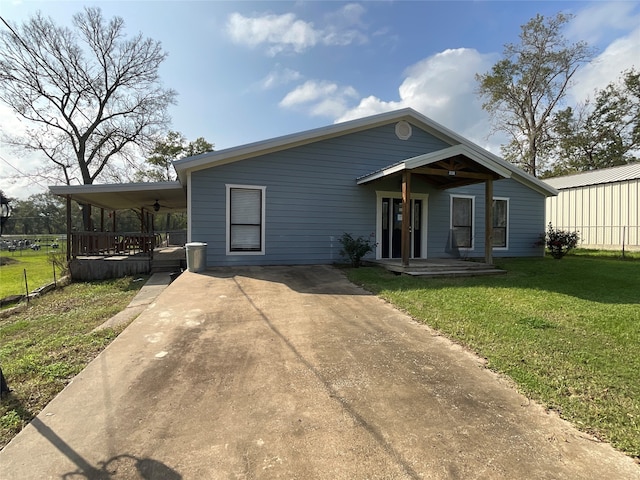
322, 3, 368, 46
336, 48, 501, 151
226, 12, 318, 56
279, 80, 358, 117
0, 104, 49, 199
569, 24, 640, 104
273, 48, 504, 152
328, 3, 366, 27
226, 6, 368, 56
566, 2, 640, 44
327, 9, 639, 154
258, 66, 303, 90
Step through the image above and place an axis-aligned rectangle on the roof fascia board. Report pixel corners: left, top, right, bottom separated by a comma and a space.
358, 145, 514, 185
356, 163, 407, 184
49, 181, 184, 196
404, 145, 514, 178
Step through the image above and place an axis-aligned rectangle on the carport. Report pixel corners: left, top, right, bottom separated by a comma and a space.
49, 182, 187, 279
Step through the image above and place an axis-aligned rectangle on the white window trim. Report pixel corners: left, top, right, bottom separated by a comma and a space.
187, 171, 192, 242
450, 194, 475, 251
493, 197, 509, 251
226, 184, 266, 256
375, 191, 429, 259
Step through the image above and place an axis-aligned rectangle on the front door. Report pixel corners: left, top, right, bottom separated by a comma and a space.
380, 196, 425, 259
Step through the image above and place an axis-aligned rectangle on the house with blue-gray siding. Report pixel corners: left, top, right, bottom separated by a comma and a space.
173, 108, 557, 268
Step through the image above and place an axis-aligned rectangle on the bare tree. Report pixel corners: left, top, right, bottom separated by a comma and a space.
476, 13, 595, 177
0, 7, 176, 226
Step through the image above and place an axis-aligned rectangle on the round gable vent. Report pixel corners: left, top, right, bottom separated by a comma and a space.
395, 121, 412, 140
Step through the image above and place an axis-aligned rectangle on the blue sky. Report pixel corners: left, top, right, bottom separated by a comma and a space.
1, 1, 639, 199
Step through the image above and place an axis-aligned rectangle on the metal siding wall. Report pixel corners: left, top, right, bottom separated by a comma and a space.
545, 178, 640, 250
575, 189, 583, 234
190, 124, 450, 266
590, 186, 599, 244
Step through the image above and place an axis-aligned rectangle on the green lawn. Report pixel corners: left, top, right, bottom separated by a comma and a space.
0, 276, 147, 449
0, 248, 66, 299
346, 255, 640, 458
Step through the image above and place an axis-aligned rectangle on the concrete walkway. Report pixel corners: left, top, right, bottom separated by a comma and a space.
1, 266, 638, 479
93, 272, 173, 332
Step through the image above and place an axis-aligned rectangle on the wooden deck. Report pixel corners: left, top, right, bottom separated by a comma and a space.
367, 258, 506, 277
69, 247, 186, 280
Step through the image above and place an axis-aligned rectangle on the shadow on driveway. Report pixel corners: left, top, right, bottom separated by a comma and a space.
1, 265, 638, 479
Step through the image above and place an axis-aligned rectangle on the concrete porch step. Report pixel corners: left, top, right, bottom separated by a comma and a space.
150, 259, 185, 274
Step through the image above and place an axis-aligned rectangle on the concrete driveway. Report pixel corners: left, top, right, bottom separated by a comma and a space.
2, 266, 638, 479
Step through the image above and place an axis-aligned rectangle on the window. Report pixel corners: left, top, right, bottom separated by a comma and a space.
492, 198, 509, 248
226, 185, 266, 255
451, 195, 473, 249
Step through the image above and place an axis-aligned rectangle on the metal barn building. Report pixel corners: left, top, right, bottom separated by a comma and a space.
544, 163, 640, 251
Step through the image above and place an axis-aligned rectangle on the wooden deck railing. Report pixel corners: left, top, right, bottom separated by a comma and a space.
70, 232, 160, 258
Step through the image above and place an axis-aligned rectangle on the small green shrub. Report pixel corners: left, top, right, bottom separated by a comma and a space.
540, 223, 579, 259
339, 233, 376, 267
0, 410, 22, 431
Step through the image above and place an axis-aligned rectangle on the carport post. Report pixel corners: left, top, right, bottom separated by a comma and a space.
66, 195, 72, 262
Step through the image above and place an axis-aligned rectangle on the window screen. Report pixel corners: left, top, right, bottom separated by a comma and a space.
492, 199, 508, 248
230, 188, 262, 251
452, 196, 473, 248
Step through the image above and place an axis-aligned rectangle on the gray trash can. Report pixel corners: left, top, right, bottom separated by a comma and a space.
185, 242, 207, 273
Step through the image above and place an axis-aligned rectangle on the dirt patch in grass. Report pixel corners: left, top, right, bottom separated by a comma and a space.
0, 257, 18, 267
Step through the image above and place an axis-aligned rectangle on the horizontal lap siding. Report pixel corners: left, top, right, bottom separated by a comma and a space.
427, 179, 546, 258
191, 123, 449, 266
506, 186, 546, 256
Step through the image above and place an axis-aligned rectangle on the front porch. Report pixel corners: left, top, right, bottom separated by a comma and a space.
358, 144, 514, 268
368, 258, 505, 277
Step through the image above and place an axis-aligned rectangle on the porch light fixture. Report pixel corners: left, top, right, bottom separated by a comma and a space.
153, 200, 160, 212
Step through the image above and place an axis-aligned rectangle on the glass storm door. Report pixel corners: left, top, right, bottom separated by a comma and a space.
381, 197, 422, 259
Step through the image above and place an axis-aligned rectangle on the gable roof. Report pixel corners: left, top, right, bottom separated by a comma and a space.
543, 162, 640, 190
357, 144, 513, 185
174, 108, 557, 196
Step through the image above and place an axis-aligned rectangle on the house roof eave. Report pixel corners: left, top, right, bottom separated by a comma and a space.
48, 181, 187, 212
173, 108, 463, 182
173, 107, 558, 197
